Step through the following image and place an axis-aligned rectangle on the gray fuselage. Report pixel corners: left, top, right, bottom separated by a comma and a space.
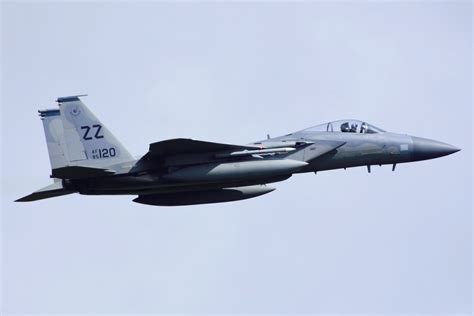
70, 129, 457, 196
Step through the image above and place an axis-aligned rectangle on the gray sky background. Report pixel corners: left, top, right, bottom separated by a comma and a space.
1, 1, 472, 314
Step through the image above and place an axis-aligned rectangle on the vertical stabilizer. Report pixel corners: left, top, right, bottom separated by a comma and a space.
39, 109, 69, 170
57, 96, 133, 168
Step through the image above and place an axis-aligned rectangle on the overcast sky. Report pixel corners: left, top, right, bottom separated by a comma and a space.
1, 1, 472, 314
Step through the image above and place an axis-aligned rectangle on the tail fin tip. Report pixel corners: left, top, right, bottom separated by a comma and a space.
56, 94, 88, 103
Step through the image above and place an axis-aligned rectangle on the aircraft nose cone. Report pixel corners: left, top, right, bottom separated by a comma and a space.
411, 136, 460, 161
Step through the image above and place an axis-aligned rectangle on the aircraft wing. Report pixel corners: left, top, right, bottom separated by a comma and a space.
147, 138, 260, 157
132, 138, 274, 172
132, 138, 344, 174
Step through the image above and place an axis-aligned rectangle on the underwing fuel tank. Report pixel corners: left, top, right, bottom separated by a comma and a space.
133, 185, 275, 206
163, 159, 308, 183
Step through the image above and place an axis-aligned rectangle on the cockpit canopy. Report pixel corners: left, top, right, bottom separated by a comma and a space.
299, 120, 385, 134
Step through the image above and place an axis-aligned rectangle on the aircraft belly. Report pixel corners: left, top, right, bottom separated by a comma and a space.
76, 173, 292, 195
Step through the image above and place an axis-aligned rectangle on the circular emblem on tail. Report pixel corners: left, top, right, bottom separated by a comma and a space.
70, 106, 81, 116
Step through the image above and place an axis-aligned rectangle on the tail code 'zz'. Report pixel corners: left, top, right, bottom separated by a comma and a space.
39, 95, 133, 170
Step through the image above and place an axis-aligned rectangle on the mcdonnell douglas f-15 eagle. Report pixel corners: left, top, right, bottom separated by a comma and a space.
16, 95, 460, 206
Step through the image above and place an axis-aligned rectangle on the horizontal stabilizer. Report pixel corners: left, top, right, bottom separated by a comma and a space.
15, 182, 74, 202
52, 166, 116, 179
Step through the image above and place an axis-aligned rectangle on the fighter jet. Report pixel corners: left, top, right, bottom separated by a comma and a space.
16, 95, 460, 206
